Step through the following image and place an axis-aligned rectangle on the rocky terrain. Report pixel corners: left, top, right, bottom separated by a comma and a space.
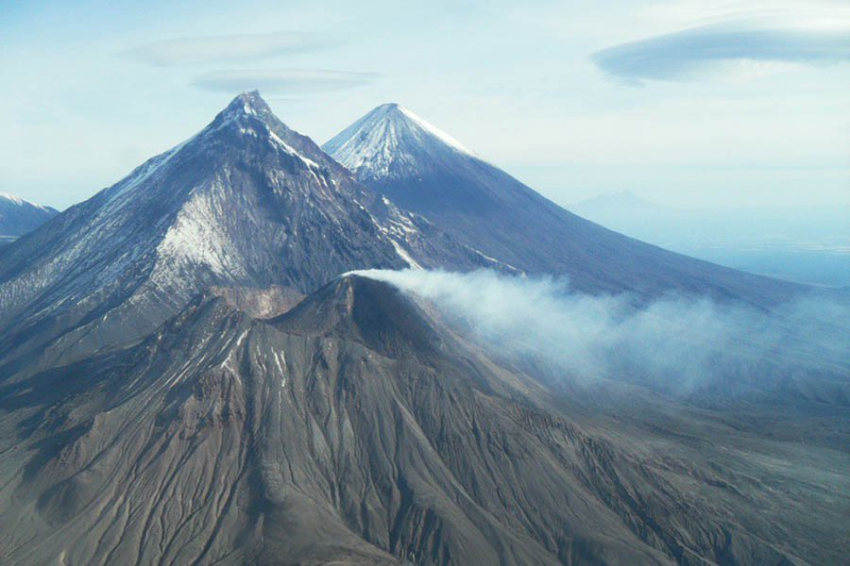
0, 92, 846, 565
0, 275, 846, 565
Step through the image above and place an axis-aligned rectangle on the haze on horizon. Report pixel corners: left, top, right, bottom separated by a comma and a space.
1, 0, 849, 212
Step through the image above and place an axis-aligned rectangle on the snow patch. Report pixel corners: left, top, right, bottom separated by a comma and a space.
269, 130, 321, 169
105, 137, 191, 206
397, 106, 474, 156
323, 102, 479, 180
156, 184, 247, 279
389, 239, 423, 270
272, 349, 287, 387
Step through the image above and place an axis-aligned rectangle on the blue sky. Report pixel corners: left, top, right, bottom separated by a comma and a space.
1, 0, 848, 210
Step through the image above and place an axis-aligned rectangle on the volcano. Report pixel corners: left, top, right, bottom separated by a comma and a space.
324, 103, 803, 304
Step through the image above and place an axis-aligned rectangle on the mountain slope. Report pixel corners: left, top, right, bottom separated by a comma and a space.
0, 93, 490, 368
324, 105, 805, 305
1, 275, 846, 565
0, 193, 57, 244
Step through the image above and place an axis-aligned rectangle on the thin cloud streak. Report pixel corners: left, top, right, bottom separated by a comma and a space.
192, 69, 380, 94
591, 24, 850, 84
127, 32, 340, 66
353, 269, 850, 395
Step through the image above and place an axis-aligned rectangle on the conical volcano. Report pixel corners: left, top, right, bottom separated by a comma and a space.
325, 104, 805, 305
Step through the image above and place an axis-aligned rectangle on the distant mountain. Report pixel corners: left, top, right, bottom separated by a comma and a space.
570, 192, 850, 287
325, 105, 804, 305
0, 193, 57, 244
0, 93, 490, 367
2, 274, 845, 565
323, 103, 480, 184
569, 190, 663, 219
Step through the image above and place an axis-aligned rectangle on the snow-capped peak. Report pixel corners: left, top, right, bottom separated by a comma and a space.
206, 90, 283, 136
323, 103, 479, 180
0, 192, 58, 238
0, 192, 53, 212
384, 103, 473, 156
104, 91, 331, 210
0, 193, 27, 207
211, 92, 321, 166
221, 90, 272, 119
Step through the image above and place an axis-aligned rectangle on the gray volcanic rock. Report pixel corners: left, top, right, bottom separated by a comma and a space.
209, 284, 306, 319
0, 275, 845, 565
324, 104, 804, 305
0, 193, 57, 243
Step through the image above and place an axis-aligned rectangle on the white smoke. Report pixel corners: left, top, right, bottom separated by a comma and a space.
351, 269, 850, 396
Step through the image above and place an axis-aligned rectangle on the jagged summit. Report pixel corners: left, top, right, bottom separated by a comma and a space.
323, 102, 477, 181
223, 90, 271, 116
211, 90, 285, 136
198, 91, 334, 171
100, 91, 337, 210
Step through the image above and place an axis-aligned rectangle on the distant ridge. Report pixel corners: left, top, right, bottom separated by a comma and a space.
0, 193, 58, 243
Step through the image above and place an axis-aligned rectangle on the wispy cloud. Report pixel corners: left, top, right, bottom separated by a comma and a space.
353, 269, 850, 395
591, 24, 850, 84
127, 32, 339, 66
191, 69, 379, 94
